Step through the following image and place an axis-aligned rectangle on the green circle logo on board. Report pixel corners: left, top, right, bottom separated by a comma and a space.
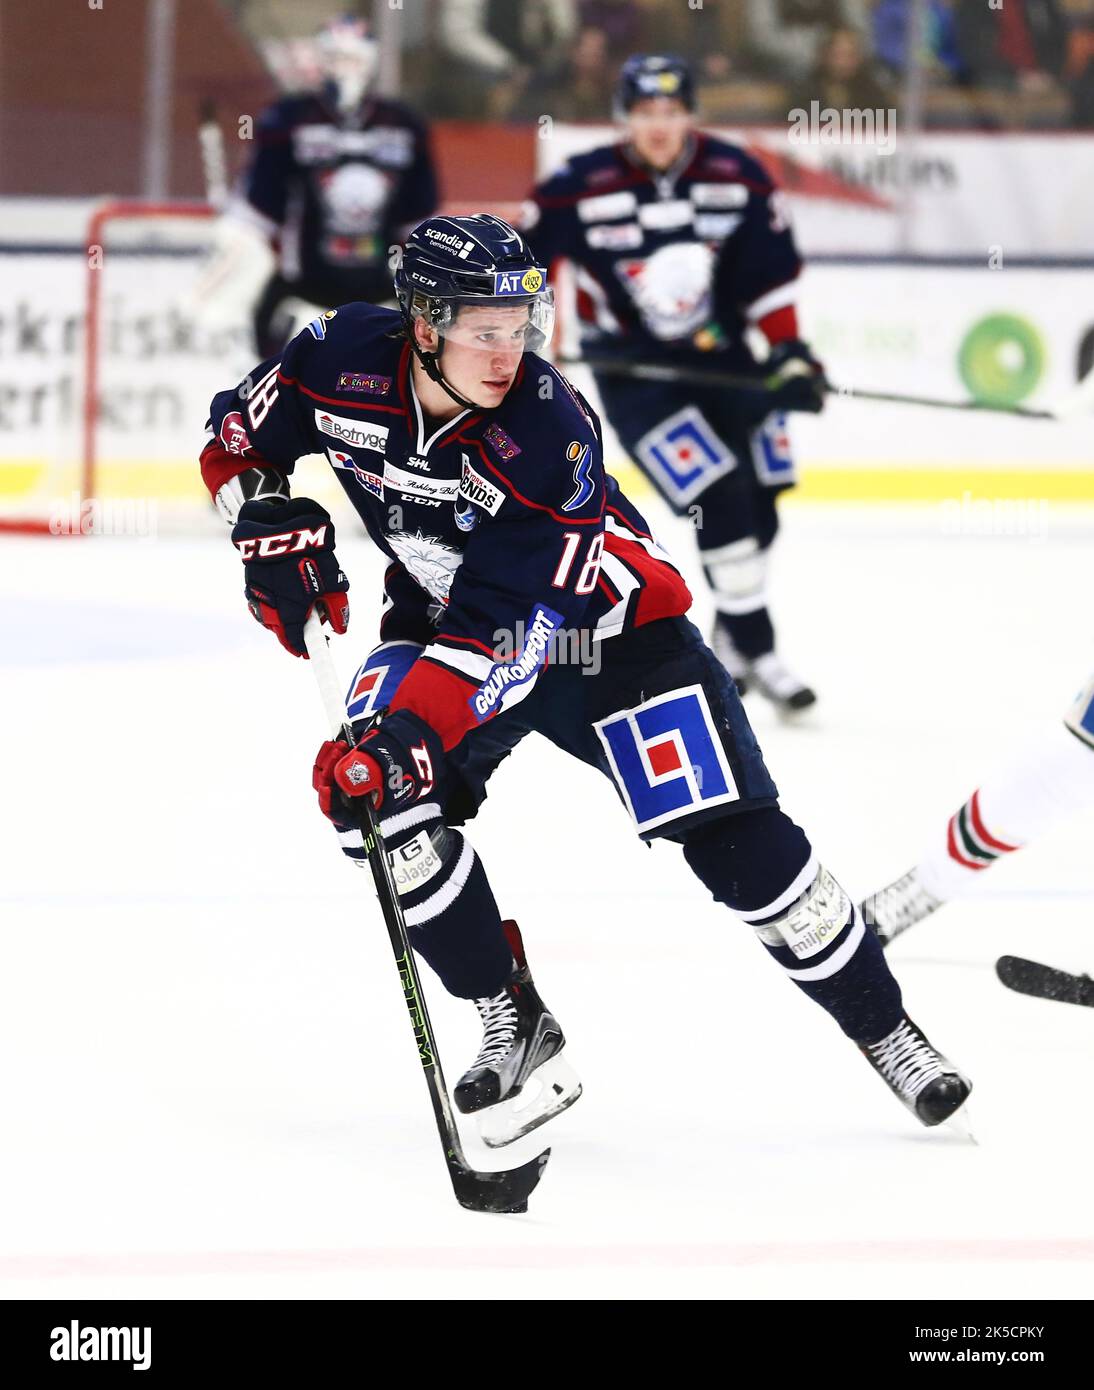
958, 313, 1045, 406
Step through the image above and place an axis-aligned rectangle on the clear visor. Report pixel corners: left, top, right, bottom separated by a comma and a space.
432, 293, 555, 356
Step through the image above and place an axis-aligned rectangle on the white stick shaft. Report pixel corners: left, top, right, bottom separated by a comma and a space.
303, 612, 348, 738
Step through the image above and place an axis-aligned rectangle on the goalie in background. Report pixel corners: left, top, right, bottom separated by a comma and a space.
193, 15, 439, 356
862, 673, 1094, 945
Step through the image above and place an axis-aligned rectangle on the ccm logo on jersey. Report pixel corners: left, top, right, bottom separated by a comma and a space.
234, 525, 328, 560
459, 455, 505, 515
470, 603, 563, 722
315, 410, 389, 452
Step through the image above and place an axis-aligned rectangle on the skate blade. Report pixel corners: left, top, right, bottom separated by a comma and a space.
477, 1055, 583, 1150
945, 1097, 978, 1145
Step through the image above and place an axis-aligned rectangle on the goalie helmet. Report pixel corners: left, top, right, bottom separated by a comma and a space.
615, 54, 695, 118
392, 214, 554, 407
316, 15, 378, 114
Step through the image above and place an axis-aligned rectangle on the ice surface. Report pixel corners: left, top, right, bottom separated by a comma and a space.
2, 500, 1093, 1300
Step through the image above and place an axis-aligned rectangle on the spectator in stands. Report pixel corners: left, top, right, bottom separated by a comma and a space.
746, 0, 874, 81
788, 24, 895, 115
438, 0, 578, 118
872, 0, 965, 82
579, 0, 641, 51
1065, 0, 1094, 126
953, 0, 1068, 95
561, 25, 616, 120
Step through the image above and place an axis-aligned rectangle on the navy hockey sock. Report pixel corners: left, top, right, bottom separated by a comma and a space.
341, 801, 514, 1000
714, 607, 774, 662
683, 808, 903, 1041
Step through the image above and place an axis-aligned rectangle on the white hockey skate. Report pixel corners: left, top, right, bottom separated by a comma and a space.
454, 921, 582, 1149
710, 624, 816, 715
860, 867, 942, 947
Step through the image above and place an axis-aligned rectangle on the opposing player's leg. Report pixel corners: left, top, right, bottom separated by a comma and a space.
862, 675, 1094, 945
552, 617, 968, 1126
324, 640, 582, 1146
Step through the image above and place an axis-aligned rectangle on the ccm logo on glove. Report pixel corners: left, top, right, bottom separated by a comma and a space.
234, 525, 329, 560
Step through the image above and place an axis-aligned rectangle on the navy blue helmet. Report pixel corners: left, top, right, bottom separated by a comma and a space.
392, 214, 554, 406
615, 54, 696, 117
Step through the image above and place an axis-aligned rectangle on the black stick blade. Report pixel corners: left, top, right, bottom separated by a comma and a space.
449, 1148, 550, 1214
996, 956, 1094, 1008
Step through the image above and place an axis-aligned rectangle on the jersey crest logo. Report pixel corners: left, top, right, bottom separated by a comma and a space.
594, 686, 741, 835
562, 441, 596, 513
482, 423, 521, 461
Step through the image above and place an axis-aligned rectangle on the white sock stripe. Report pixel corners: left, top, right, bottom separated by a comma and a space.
780, 913, 865, 981
739, 853, 820, 924
379, 801, 442, 838
700, 536, 761, 565
402, 838, 475, 927
337, 828, 365, 850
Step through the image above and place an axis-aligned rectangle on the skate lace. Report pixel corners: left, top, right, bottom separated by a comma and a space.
472, 990, 519, 1068
866, 1020, 944, 1099
871, 870, 939, 936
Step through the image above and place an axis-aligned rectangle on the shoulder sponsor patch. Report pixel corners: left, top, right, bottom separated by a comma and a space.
306, 308, 338, 340
482, 422, 521, 461
315, 410, 389, 453
459, 454, 506, 516
327, 447, 382, 499
337, 371, 392, 396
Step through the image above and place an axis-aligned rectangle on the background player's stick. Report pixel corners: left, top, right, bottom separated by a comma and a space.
996, 955, 1094, 1008
198, 98, 229, 210
301, 612, 550, 1214
561, 353, 1064, 421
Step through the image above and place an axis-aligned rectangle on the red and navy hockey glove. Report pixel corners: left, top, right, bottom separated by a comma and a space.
231, 497, 349, 657
764, 339, 828, 415
312, 710, 444, 819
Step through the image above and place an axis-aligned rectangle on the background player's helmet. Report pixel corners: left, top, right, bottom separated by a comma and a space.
614, 54, 695, 118
393, 213, 554, 403
316, 16, 379, 114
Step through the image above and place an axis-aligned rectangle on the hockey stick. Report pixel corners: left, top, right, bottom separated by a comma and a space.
301, 612, 549, 1214
996, 955, 1094, 1008
561, 353, 1061, 421
198, 98, 228, 210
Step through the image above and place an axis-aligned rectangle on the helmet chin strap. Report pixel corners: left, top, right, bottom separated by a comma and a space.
408, 334, 486, 413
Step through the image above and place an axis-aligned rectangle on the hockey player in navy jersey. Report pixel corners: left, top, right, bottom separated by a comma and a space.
201, 213, 970, 1146
523, 55, 825, 714
195, 16, 438, 356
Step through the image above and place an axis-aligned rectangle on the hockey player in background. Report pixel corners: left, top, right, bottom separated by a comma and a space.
863, 676, 1094, 944
523, 55, 827, 714
194, 15, 438, 357
200, 213, 969, 1147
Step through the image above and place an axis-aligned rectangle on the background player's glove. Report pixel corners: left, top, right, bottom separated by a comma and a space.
313, 710, 443, 817
764, 339, 827, 415
231, 497, 349, 657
